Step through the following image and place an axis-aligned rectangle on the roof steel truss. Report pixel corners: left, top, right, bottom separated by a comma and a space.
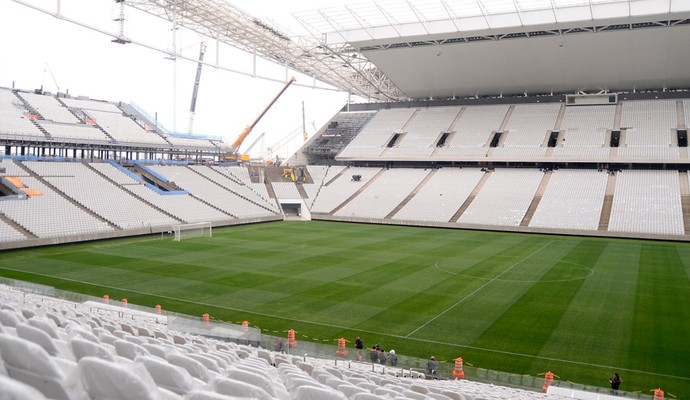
123, 0, 407, 101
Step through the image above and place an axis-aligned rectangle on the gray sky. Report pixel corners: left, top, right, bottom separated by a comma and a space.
0, 0, 360, 159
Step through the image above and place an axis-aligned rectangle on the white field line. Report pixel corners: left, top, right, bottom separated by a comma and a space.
0, 261, 687, 381
405, 241, 554, 338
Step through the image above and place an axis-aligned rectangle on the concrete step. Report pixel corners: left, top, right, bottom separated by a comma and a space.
331, 169, 386, 215
520, 170, 552, 227
385, 169, 438, 219
18, 162, 121, 230
449, 170, 492, 223
598, 173, 617, 230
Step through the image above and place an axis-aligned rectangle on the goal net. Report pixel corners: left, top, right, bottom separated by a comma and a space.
172, 222, 212, 241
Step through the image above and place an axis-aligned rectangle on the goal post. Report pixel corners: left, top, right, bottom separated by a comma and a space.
172, 222, 212, 241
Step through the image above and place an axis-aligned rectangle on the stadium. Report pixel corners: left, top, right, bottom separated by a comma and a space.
1, 0, 689, 399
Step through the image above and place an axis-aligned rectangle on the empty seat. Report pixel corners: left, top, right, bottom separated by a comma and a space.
351, 393, 387, 400
114, 338, 150, 360
0, 334, 83, 400
185, 390, 247, 400
226, 367, 283, 398
167, 353, 212, 382
290, 385, 348, 400
135, 355, 202, 395
70, 337, 116, 362
0, 373, 49, 400
209, 376, 274, 400
15, 323, 64, 358
78, 356, 158, 400
27, 317, 60, 339
0, 309, 23, 327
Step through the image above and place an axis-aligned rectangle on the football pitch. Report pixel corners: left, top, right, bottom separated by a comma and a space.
1, 220, 689, 397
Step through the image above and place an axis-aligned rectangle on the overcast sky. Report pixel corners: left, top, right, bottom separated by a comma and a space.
0, 0, 361, 159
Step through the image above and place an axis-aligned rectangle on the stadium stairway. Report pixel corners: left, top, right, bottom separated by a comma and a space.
613, 102, 623, 131
449, 170, 492, 223
330, 169, 386, 215
17, 162, 121, 230
0, 211, 36, 239
294, 182, 309, 200
553, 104, 567, 132
324, 167, 348, 187
401, 108, 421, 132
186, 166, 277, 214
54, 97, 86, 124
28, 120, 53, 140
598, 173, 617, 231
498, 105, 514, 132
385, 169, 438, 219
520, 170, 552, 227
211, 166, 279, 208
679, 171, 690, 233
676, 100, 686, 128
85, 163, 185, 224
13, 92, 43, 120
129, 164, 183, 192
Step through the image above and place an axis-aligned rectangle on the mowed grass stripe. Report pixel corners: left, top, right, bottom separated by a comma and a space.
464, 239, 595, 374
1, 221, 689, 396
630, 244, 690, 378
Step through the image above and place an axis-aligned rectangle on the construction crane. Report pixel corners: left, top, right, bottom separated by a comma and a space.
222, 76, 296, 161
43, 62, 60, 92
188, 42, 207, 134
239, 132, 265, 161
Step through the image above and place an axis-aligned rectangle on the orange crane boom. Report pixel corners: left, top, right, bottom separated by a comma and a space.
230, 76, 296, 152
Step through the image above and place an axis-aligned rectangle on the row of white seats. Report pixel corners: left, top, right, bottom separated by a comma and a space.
335, 169, 429, 219
529, 170, 609, 231
0, 285, 571, 400
87, 110, 168, 145
338, 108, 417, 158
0, 89, 45, 139
620, 100, 677, 147
24, 161, 179, 230
609, 170, 684, 235
458, 169, 544, 227
0, 176, 114, 238
304, 166, 346, 209
19, 92, 81, 124
149, 165, 277, 218
393, 168, 485, 223
310, 167, 382, 214
502, 103, 561, 147
336, 100, 689, 160
194, 166, 278, 212
560, 105, 615, 147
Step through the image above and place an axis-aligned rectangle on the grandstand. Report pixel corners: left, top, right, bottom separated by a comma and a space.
1, 0, 690, 398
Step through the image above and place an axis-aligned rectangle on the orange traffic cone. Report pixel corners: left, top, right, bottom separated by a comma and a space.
336, 338, 348, 357
287, 329, 297, 348
155, 304, 161, 315
202, 313, 210, 324
653, 388, 664, 400
453, 357, 465, 379
121, 298, 128, 307
542, 371, 554, 393
103, 294, 109, 304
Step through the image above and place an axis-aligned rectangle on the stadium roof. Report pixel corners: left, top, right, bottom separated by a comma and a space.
122, 0, 405, 102
295, 0, 690, 99
25, 0, 689, 102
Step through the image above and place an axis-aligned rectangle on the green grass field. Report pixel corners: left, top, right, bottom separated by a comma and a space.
1, 220, 689, 397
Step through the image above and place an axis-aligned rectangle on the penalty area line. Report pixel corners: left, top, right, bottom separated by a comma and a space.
0, 265, 686, 382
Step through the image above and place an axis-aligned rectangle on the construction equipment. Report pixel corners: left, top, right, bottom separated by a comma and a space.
222, 76, 296, 161
239, 132, 265, 161
188, 42, 207, 134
